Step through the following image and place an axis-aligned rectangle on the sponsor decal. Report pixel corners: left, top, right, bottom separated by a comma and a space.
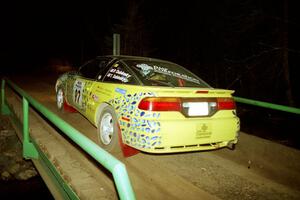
196, 123, 212, 138
106, 68, 131, 83
136, 64, 153, 76
73, 80, 85, 107
136, 63, 200, 84
115, 88, 127, 95
153, 65, 200, 84
91, 94, 99, 102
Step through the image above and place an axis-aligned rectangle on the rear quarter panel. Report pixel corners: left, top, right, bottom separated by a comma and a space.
86, 84, 238, 151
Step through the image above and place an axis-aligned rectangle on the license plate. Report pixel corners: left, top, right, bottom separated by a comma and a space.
183, 102, 209, 116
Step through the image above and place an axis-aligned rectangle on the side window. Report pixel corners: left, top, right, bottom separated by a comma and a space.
79, 60, 100, 79
103, 62, 137, 84
96, 59, 112, 80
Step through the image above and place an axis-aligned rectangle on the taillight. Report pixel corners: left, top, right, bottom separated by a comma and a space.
138, 97, 181, 111
217, 98, 236, 110
138, 97, 236, 116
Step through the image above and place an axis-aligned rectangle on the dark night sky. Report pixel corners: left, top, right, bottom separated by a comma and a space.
1, 0, 299, 106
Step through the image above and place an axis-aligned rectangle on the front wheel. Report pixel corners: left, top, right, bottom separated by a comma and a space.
97, 106, 121, 153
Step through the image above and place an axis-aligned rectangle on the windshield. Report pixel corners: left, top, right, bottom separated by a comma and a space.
123, 59, 211, 88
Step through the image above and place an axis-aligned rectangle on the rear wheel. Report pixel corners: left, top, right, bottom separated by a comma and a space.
97, 106, 121, 153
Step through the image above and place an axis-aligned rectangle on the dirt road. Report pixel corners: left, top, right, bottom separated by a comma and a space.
4, 74, 300, 199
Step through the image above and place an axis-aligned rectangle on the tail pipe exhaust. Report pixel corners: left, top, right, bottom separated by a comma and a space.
227, 141, 236, 150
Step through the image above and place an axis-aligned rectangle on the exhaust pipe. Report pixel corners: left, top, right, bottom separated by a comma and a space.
227, 141, 236, 150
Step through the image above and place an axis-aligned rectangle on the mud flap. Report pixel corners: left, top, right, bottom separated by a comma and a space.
118, 125, 140, 157
63, 101, 77, 112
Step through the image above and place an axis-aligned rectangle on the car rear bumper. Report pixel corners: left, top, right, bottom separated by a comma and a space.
129, 116, 240, 153
146, 139, 238, 153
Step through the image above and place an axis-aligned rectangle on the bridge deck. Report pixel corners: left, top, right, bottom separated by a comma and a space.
4, 75, 300, 200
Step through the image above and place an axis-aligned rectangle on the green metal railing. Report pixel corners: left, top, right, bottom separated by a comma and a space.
1, 78, 135, 200
234, 96, 300, 115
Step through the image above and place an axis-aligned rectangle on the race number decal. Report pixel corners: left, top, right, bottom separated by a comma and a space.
73, 80, 85, 107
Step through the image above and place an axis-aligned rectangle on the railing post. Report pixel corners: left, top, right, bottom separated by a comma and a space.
1, 79, 10, 115
113, 33, 120, 56
22, 97, 38, 159
113, 163, 136, 200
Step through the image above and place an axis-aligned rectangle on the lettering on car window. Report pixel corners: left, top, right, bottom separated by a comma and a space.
153, 66, 200, 84
106, 68, 132, 83
136, 63, 200, 84
136, 64, 153, 76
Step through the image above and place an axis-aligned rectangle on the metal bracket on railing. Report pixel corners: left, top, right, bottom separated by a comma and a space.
22, 97, 38, 159
1, 79, 11, 115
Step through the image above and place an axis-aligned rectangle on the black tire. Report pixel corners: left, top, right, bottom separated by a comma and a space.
97, 106, 121, 153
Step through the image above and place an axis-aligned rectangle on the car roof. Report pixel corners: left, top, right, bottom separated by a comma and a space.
95, 55, 178, 65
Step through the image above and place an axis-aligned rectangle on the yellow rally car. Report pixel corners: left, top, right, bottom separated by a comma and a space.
55, 55, 240, 155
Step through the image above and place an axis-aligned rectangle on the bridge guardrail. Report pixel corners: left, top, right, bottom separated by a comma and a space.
233, 96, 300, 115
1, 78, 136, 200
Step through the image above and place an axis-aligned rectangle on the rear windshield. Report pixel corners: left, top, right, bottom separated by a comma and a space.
123, 59, 211, 88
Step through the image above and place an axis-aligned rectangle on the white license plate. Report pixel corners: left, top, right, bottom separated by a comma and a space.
183, 102, 209, 116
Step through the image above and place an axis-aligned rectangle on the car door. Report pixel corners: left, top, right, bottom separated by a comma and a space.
84, 58, 113, 118
74, 58, 115, 115
70, 59, 102, 113
65, 71, 79, 106
101, 60, 139, 103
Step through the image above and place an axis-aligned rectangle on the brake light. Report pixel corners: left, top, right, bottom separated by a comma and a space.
138, 97, 181, 111
217, 98, 236, 110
